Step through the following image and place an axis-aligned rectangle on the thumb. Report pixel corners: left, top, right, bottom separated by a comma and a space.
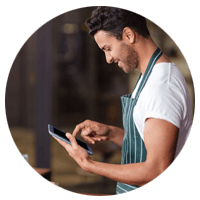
66, 133, 77, 146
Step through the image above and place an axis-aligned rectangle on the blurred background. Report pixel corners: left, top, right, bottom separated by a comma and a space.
5, 6, 194, 195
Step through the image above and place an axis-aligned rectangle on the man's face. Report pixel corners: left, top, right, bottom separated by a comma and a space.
94, 30, 138, 73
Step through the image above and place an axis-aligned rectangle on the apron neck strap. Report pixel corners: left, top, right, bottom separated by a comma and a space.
135, 47, 163, 99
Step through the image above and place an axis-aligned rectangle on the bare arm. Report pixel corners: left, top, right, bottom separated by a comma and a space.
54, 118, 179, 186
107, 125, 125, 147
84, 118, 179, 186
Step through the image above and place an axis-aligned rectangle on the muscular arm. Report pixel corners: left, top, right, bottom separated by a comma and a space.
83, 118, 179, 186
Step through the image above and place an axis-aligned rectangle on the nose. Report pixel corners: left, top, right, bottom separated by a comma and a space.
105, 52, 114, 64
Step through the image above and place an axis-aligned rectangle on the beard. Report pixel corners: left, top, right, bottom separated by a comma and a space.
119, 42, 139, 73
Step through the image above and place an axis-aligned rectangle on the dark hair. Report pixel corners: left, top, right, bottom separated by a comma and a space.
85, 6, 150, 40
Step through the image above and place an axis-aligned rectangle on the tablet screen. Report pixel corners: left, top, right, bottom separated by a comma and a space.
53, 127, 89, 150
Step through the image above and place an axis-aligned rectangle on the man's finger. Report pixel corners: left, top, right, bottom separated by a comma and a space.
73, 123, 95, 144
81, 130, 96, 144
73, 123, 85, 137
66, 133, 78, 147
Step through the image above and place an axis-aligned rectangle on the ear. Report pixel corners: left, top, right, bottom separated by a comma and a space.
122, 27, 135, 44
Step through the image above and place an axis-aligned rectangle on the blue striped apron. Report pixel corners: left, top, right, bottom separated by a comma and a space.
116, 48, 163, 194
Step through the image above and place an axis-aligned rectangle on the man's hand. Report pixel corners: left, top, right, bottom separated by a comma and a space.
53, 133, 92, 171
72, 120, 110, 144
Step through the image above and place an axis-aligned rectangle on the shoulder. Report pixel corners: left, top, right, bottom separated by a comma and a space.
138, 63, 189, 128
144, 62, 187, 95
148, 62, 183, 84
141, 63, 170, 98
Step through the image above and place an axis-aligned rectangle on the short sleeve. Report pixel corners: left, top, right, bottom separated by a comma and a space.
141, 82, 184, 129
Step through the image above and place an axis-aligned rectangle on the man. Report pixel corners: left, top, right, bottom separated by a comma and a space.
53, 7, 193, 194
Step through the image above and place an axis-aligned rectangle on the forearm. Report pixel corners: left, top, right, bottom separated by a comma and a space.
107, 125, 124, 147
85, 159, 160, 186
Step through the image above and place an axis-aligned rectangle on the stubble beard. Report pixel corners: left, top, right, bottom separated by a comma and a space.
119, 42, 139, 73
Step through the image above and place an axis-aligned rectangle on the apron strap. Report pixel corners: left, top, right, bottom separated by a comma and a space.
135, 48, 163, 100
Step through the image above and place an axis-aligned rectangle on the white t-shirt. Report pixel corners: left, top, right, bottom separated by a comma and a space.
131, 62, 193, 157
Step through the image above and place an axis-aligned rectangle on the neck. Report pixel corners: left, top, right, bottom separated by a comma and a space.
135, 37, 170, 74
136, 37, 158, 74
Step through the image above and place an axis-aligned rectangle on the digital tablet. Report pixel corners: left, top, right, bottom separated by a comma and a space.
48, 124, 93, 155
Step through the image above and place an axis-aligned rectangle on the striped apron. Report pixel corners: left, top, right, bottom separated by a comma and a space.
116, 48, 163, 194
